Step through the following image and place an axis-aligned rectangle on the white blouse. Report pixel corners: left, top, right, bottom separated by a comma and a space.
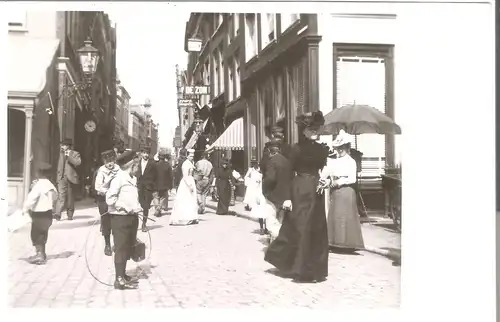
321, 154, 357, 187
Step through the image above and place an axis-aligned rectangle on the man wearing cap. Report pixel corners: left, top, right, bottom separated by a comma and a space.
136, 145, 157, 232
262, 138, 294, 240
194, 152, 213, 214
154, 150, 173, 217
54, 139, 81, 221
260, 125, 292, 175
106, 150, 142, 290
94, 150, 120, 256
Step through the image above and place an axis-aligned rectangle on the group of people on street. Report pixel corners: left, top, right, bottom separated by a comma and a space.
240, 111, 366, 283
21, 110, 367, 289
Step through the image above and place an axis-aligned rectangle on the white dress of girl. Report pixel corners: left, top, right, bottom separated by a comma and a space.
170, 159, 199, 226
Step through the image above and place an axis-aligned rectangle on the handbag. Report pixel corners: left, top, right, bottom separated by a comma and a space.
131, 238, 146, 262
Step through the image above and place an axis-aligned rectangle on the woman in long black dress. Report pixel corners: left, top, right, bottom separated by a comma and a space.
264, 112, 330, 283
215, 157, 233, 215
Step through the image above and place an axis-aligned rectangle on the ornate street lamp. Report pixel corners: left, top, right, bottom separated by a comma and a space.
77, 37, 100, 79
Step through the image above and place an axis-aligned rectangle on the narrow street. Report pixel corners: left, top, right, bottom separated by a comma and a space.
8, 197, 400, 309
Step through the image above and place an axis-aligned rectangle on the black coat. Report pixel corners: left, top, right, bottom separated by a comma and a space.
136, 159, 157, 191
155, 160, 173, 191
262, 153, 293, 209
259, 141, 292, 174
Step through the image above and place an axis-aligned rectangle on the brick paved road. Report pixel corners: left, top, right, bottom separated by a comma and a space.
8, 197, 400, 309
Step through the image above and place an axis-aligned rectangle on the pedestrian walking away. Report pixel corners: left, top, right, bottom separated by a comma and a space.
194, 152, 213, 214
106, 150, 142, 290
94, 149, 120, 256
154, 150, 173, 217
264, 111, 330, 284
54, 138, 81, 221
261, 139, 294, 240
136, 145, 157, 232
323, 130, 365, 253
22, 162, 58, 265
170, 149, 199, 225
214, 157, 234, 216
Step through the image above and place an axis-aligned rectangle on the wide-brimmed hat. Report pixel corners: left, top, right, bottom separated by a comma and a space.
116, 150, 138, 166
331, 130, 351, 148
187, 148, 195, 154
101, 150, 116, 163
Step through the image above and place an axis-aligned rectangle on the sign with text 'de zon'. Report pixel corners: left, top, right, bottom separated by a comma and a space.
184, 85, 210, 95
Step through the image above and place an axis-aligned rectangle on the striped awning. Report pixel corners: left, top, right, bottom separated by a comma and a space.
207, 118, 256, 151
184, 119, 209, 150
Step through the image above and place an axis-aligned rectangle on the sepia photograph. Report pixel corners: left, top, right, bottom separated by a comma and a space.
2, 1, 495, 320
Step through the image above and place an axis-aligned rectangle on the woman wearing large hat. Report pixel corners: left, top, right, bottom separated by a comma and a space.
264, 111, 330, 283
322, 130, 365, 252
214, 157, 234, 216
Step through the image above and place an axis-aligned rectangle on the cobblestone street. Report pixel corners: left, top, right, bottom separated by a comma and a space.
8, 197, 400, 309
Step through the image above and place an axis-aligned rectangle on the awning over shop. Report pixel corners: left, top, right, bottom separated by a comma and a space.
8, 37, 60, 97
184, 119, 209, 150
207, 118, 256, 151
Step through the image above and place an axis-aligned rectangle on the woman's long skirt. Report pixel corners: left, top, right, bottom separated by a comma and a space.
327, 186, 365, 249
216, 180, 231, 215
264, 173, 329, 280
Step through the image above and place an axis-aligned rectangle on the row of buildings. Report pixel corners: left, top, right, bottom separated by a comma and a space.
7, 10, 158, 208
177, 12, 400, 177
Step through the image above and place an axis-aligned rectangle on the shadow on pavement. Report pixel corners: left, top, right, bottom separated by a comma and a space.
329, 247, 363, 256
18, 251, 75, 263
145, 224, 164, 231
265, 268, 294, 279
380, 247, 402, 266
372, 223, 400, 234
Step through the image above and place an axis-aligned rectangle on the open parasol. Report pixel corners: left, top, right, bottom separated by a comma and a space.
317, 104, 402, 135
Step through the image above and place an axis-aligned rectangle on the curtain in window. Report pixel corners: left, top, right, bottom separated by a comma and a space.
275, 73, 285, 120
245, 14, 257, 61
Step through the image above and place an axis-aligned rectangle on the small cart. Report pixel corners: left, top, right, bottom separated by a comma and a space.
381, 170, 402, 232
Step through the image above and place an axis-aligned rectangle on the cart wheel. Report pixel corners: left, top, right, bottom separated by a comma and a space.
389, 188, 402, 232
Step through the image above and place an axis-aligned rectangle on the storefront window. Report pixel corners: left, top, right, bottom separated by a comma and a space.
8, 109, 26, 178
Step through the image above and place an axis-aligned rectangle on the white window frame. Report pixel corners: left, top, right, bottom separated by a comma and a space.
234, 13, 240, 37
260, 14, 277, 50
228, 58, 234, 102
280, 14, 300, 33
213, 53, 219, 96
245, 14, 258, 62
8, 9, 27, 31
219, 48, 225, 94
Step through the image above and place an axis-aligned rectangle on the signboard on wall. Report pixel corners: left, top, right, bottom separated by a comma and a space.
178, 99, 194, 108
184, 85, 210, 95
187, 38, 203, 52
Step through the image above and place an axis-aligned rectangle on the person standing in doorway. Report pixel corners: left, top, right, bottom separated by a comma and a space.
194, 152, 213, 214
94, 150, 120, 256
136, 145, 157, 232
54, 139, 81, 221
154, 150, 173, 217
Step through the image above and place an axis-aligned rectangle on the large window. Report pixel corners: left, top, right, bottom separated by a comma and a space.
219, 47, 225, 94
260, 14, 277, 49
280, 14, 300, 33
234, 13, 240, 36
213, 53, 219, 96
245, 14, 258, 62
333, 43, 395, 173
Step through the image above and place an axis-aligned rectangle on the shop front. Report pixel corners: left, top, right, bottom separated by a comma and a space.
242, 34, 322, 168
7, 36, 60, 208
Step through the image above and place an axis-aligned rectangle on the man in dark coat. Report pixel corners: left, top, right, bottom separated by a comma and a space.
54, 138, 81, 221
262, 138, 294, 218
260, 125, 292, 174
154, 150, 173, 217
136, 145, 157, 232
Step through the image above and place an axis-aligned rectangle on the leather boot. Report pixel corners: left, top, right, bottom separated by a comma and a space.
104, 244, 112, 256
33, 246, 45, 265
67, 211, 74, 221
141, 221, 148, 232
41, 244, 47, 261
114, 276, 138, 290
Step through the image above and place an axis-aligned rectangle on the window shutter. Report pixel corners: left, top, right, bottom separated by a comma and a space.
336, 58, 357, 147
